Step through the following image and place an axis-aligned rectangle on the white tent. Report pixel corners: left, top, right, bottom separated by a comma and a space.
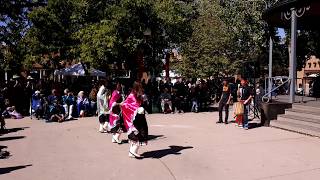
54, 63, 106, 77
308, 73, 319, 78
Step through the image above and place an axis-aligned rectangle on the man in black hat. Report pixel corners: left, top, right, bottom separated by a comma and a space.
217, 79, 231, 124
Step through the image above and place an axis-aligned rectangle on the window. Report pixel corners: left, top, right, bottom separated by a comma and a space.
314, 63, 317, 68
308, 63, 311, 68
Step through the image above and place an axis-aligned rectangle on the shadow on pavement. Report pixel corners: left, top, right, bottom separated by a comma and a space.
249, 122, 262, 129
0, 136, 25, 141
0, 165, 32, 175
0, 145, 10, 159
141, 145, 193, 159
120, 135, 165, 144
0, 127, 29, 136
0, 145, 7, 150
148, 135, 165, 141
63, 118, 78, 122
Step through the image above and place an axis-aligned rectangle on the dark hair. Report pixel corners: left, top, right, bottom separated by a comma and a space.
99, 79, 107, 87
241, 77, 248, 81
112, 105, 121, 114
132, 81, 143, 98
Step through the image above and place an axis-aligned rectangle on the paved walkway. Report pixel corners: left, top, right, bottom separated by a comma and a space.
1, 113, 320, 180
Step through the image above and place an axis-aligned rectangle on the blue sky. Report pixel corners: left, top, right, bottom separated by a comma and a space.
278, 28, 286, 38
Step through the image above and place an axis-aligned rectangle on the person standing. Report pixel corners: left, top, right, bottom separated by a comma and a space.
189, 85, 199, 113
239, 79, 253, 130
217, 79, 231, 124
174, 78, 186, 113
159, 88, 172, 113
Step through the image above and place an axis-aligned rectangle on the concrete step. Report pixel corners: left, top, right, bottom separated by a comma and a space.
271, 119, 320, 137
285, 109, 320, 120
292, 104, 320, 112
277, 115, 320, 128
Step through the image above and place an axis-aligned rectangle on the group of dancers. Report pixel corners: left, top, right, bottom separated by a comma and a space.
97, 81, 148, 159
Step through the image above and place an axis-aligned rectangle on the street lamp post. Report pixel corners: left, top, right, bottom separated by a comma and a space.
289, 8, 297, 103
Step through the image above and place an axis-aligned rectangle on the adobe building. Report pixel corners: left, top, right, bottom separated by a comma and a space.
297, 56, 320, 95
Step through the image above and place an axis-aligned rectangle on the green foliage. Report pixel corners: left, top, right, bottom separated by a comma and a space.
179, 0, 267, 78
4, 0, 302, 79
219, 0, 268, 71
296, 30, 320, 71
0, 0, 46, 71
21, 0, 195, 74
74, 20, 117, 68
178, 0, 289, 78
178, 0, 231, 78
23, 0, 78, 67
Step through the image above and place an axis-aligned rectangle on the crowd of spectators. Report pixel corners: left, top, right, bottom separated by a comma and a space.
0, 75, 249, 124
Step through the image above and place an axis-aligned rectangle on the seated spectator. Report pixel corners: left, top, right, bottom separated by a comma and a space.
48, 89, 59, 105
77, 91, 89, 117
62, 89, 75, 120
159, 88, 172, 113
2, 99, 11, 118
49, 100, 65, 123
89, 86, 98, 116
31, 90, 44, 119
4, 106, 23, 119
1, 98, 22, 119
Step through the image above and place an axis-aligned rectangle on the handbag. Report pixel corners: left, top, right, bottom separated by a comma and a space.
234, 102, 244, 115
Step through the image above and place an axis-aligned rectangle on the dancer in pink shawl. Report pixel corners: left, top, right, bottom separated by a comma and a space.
108, 82, 125, 144
121, 81, 148, 158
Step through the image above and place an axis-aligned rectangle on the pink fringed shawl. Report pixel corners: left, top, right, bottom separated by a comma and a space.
109, 90, 121, 108
121, 93, 141, 134
108, 90, 121, 128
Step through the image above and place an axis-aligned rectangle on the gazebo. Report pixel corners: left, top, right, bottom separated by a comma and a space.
264, 0, 320, 103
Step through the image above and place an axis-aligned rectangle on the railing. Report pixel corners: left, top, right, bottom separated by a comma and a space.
262, 78, 291, 103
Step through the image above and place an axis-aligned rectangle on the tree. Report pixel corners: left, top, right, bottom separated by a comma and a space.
295, 30, 320, 71
22, 0, 78, 69
280, 29, 320, 73
178, 0, 231, 78
22, 0, 195, 78
0, 0, 46, 71
178, 0, 268, 78
220, 0, 268, 76
178, 0, 288, 78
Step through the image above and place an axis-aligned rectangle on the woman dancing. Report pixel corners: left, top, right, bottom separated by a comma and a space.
121, 81, 148, 158
97, 83, 111, 133
108, 82, 125, 144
